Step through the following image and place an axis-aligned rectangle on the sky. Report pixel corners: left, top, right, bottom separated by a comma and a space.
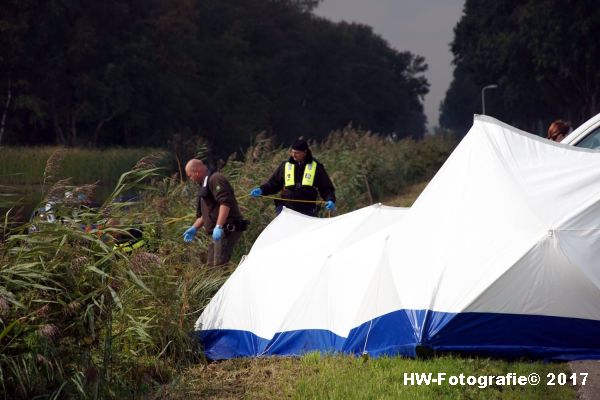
314, 0, 465, 131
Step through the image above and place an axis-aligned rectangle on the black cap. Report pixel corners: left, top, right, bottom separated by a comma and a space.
291, 139, 309, 151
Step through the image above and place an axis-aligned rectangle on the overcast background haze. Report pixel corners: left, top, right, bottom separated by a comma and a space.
314, 0, 465, 132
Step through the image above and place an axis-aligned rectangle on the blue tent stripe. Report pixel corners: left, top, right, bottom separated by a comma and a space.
197, 310, 600, 360
264, 329, 347, 355
199, 329, 270, 359
428, 311, 600, 359
342, 309, 424, 357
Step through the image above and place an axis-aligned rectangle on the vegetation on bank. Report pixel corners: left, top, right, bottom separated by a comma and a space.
180, 354, 575, 399
0, 129, 456, 398
5, 131, 575, 399
0, 147, 157, 187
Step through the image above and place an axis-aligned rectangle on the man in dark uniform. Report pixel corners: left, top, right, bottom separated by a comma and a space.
183, 159, 246, 266
250, 139, 336, 216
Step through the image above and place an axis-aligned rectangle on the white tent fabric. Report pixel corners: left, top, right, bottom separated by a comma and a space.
196, 115, 600, 360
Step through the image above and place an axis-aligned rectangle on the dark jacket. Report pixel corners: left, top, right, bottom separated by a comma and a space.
259, 152, 336, 216
196, 171, 243, 233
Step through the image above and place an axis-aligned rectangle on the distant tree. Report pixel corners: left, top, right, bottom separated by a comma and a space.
439, 64, 479, 137
517, 0, 600, 122
0, 0, 42, 145
442, 0, 600, 134
0, 0, 429, 152
289, 0, 323, 12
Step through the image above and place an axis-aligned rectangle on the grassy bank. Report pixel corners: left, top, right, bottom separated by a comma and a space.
1, 132, 452, 215
0, 146, 162, 188
0, 130, 461, 398
176, 353, 575, 399
0, 130, 579, 399
0, 146, 169, 223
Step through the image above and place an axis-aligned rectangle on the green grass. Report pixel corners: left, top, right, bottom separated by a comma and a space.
0, 146, 169, 219
176, 353, 575, 399
0, 146, 164, 186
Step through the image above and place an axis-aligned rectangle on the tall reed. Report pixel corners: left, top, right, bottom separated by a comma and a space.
0, 147, 159, 187
0, 128, 456, 398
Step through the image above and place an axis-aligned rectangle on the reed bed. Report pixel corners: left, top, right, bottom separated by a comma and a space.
0, 147, 159, 187
0, 128, 457, 398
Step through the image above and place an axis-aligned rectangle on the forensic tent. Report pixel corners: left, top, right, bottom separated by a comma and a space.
195, 115, 600, 360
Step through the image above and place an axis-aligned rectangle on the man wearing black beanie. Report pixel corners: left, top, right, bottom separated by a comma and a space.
250, 139, 336, 216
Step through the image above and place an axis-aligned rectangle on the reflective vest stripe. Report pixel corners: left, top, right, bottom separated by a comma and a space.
113, 239, 145, 253
284, 162, 295, 187
284, 161, 317, 187
302, 161, 317, 186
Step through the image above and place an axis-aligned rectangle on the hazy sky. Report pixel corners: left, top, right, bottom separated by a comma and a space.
314, 0, 465, 130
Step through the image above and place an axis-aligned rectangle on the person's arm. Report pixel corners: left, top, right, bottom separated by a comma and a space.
316, 163, 336, 202
193, 191, 204, 229
184, 216, 203, 242
259, 163, 285, 196
215, 205, 230, 227
192, 216, 204, 229
210, 175, 234, 241
184, 188, 206, 242
211, 174, 237, 211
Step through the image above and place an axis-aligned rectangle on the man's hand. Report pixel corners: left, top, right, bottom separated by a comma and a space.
213, 225, 224, 241
183, 226, 197, 242
250, 187, 263, 198
325, 200, 336, 211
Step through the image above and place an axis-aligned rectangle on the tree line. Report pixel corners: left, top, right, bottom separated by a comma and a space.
440, 0, 600, 137
0, 0, 429, 155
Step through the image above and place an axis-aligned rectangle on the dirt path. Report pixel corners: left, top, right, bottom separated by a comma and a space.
570, 360, 600, 399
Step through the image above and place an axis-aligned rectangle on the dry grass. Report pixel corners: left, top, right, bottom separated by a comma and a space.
174, 358, 305, 399
382, 181, 429, 207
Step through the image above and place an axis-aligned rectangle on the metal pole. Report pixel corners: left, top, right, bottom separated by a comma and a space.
481, 84, 498, 115
481, 87, 486, 115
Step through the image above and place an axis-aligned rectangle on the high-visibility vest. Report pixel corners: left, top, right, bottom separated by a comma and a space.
113, 238, 145, 253
112, 228, 148, 253
284, 161, 317, 188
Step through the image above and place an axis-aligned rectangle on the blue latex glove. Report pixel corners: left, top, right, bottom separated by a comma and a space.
183, 226, 197, 242
325, 200, 336, 211
212, 225, 224, 241
250, 187, 263, 198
